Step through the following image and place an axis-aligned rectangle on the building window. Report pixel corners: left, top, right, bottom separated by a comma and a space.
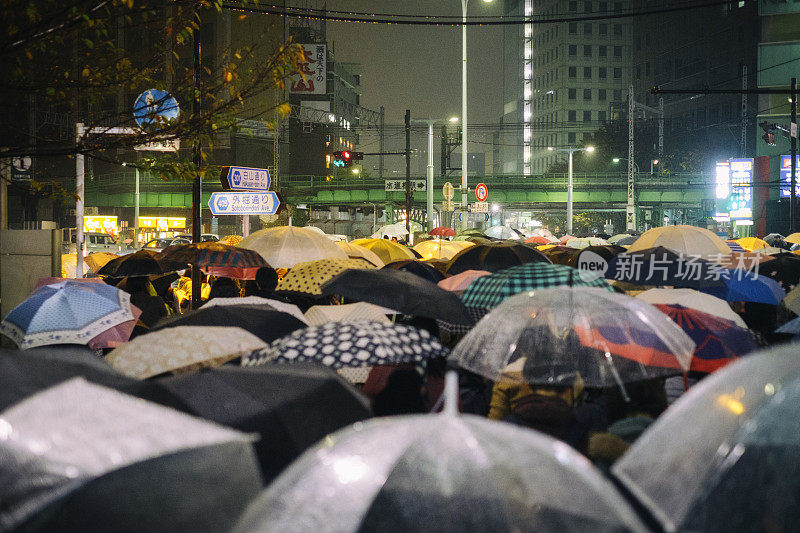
568, 110, 577, 122
614, 23, 622, 36
598, 110, 607, 122
584, 67, 591, 79
599, 67, 606, 79
569, 66, 577, 78
614, 45, 622, 57
584, 23, 592, 35
584, 110, 591, 121
568, 132, 577, 143
584, 45, 592, 57
599, 45, 607, 57
599, 23, 607, 35
614, 67, 622, 79
614, 89, 622, 100
584, 88, 592, 100
569, 1, 577, 12
569, 88, 577, 100
569, 44, 577, 57
598, 89, 607, 101
584, 1, 592, 12
569, 22, 577, 34
599, 1, 608, 11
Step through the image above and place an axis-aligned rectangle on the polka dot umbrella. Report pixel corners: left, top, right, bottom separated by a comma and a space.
276, 258, 377, 296
242, 320, 448, 369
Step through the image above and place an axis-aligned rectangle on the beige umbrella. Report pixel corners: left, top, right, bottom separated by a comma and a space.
565, 237, 609, 249
628, 225, 731, 256
336, 241, 384, 267
276, 258, 377, 295
219, 235, 243, 246
239, 226, 347, 269
413, 240, 475, 261
84, 252, 118, 273
350, 238, 416, 264
202, 296, 309, 324
304, 302, 394, 326
636, 288, 747, 328
106, 326, 266, 379
784, 285, 800, 316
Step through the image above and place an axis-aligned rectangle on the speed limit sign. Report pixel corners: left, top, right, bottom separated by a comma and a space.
475, 182, 488, 202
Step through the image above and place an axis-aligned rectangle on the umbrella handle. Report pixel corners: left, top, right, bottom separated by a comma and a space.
603, 351, 631, 403
443, 371, 459, 416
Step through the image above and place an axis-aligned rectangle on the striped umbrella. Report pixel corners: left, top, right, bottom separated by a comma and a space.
461, 262, 613, 309
158, 242, 269, 279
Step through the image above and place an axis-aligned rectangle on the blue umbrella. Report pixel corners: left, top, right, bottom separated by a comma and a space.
0, 281, 138, 348
701, 269, 786, 304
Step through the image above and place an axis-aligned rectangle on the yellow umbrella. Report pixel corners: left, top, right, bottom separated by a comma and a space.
276, 258, 377, 295
84, 252, 118, 273
61, 254, 78, 278
785, 232, 800, 245
219, 235, 243, 246
413, 240, 474, 261
350, 238, 416, 264
735, 237, 768, 251
627, 225, 731, 256
536, 244, 558, 251
336, 241, 384, 267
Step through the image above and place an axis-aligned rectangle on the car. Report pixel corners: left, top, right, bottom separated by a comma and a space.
172, 233, 220, 243
141, 234, 217, 252
85, 232, 121, 254
141, 238, 176, 252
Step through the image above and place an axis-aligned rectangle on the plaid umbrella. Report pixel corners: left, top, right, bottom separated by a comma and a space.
461, 263, 613, 309
276, 258, 376, 295
158, 242, 269, 279
242, 320, 448, 368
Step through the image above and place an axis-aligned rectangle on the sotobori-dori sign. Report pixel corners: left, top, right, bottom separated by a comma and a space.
475, 182, 488, 202
208, 191, 281, 216
458, 212, 489, 222
220, 166, 271, 191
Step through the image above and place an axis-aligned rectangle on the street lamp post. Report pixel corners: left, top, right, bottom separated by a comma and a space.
413, 116, 458, 231
548, 145, 595, 234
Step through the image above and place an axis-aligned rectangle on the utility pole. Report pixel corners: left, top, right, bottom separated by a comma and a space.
405, 110, 411, 237
792, 77, 797, 232
741, 66, 748, 156
627, 85, 635, 231
658, 97, 664, 159
379, 106, 385, 179
191, 9, 202, 310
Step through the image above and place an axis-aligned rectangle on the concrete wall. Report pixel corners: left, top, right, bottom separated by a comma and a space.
1, 229, 62, 321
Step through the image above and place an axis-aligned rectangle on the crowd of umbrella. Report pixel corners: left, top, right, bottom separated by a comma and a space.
1, 224, 800, 532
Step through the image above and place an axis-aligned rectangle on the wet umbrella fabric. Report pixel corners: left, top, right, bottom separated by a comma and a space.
158, 364, 371, 483
446, 242, 551, 276
322, 268, 473, 325
157, 242, 269, 279
242, 320, 448, 369
97, 249, 171, 278
613, 344, 800, 533
635, 288, 748, 328
240, 226, 348, 269
232, 414, 647, 533
0, 281, 139, 349
150, 305, 306, 344
276, 258, 377, 295
450, 288, 695, 388
429, 226, 456, 237
701, 269, 786, 304
0, 378, 261, 533
461, 263, 613, 309
653, 304, 758, 373
627, 225, 732, 256
382, 259, 445, 284
349, 238, 416, 264
605, 247, 726, 289
758, 251, 800, 293
437, 270, 491, 293
202, 296, 309, 324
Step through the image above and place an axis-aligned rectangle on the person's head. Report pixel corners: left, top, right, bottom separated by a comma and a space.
604, 379, 668, 423
373, 369, 426, 416
255, 266, 278, 293
383, 235, 389, 239
208, 277, 239, 300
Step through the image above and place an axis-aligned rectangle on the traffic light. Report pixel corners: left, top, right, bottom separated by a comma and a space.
760, 121, 777, 146
331, 150, 363, 167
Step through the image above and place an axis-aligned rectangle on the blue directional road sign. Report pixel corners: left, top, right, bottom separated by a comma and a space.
458, 212, 489, 222
222, 166, 271, 191
208, 191, 280, 216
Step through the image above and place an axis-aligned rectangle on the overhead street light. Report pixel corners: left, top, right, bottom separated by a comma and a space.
547, 145, 595, 234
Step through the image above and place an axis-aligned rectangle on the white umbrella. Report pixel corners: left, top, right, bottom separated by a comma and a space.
484, 225, 522, 240
371, 221, 422, 239
202, 296, 309, 324
239, 226, 347, 269
303, 226, 326, 235
304, 302, 394, 325
565, 237, 609, 249
635, 288, 748, 328
628, 225, 731, 256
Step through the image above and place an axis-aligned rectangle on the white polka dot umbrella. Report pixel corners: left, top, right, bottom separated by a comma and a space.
242, 320, 448, 369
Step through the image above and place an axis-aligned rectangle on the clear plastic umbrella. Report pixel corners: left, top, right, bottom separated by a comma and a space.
232, 376, 647, 533
450, 288, 695, 392
613, 344, 800, 532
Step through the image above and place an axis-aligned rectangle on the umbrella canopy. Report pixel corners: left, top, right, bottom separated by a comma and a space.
737, 237, 771, 251
242, 320, 448, 369
0, 346, 190, 413
97, 249, 171, 277
785, 232, 800, 244
701, 269, 786, 304
1, 281, 139, 349
785, 284, 800, 315
159, 364, 371, 482
86, 305, 142, 350
429, 226, 456, 237
461, 263, 613, 309
84, 252, 119, 273
0, 378, 261, 533
157, 241, 269, 279
565, 237, 609, 249
61, 253, 78, 278
219, 234, 243, 246
382, 259, 445, 283
106, 326, 267, 379
321, 268, 473, 325
451, 288, 695, 388
525, 235, 555, 245
616, 235, 638, 246
239, 226, 347, 269
446, 242, 551, 276
613, 344, 800, 533
303, 225, 326, 235
304, 302, 393, 325
232, 412, 647, 533
412, 239, 474, 261
437, 269, 491, 292
335, 241, 384, 267
636, 288, 747, 328
371, 221, 422, 238
627, 225, 732, 256
203, 296, 308, 323
654, 304, 758, 373
607, 233, 633, 244
725, 240, 748, 253
538, 245, 579, 266
150, 305, 306, 344
758, 251, 800, 292
484, 225, 523, 240
276, 258, 377, 296
350, 238, 416, 264
605, 246, 727, 289
569, 245, 626, 269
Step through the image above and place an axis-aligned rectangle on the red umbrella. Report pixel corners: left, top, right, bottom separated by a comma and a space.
559, 234, 576, 243
525, 236, 552, 245
429, 227, 456, 237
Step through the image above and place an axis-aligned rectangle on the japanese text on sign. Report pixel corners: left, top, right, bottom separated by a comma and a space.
289, 44, 327, 94
208, 192, 281, 216
385, 180, 426, 192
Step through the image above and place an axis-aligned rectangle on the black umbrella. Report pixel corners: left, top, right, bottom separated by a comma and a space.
567, 245, 626, 269
383, 259, 446, 283
159, 364, 371, 482
97, 249, 173, 278
0, 347, 190, 412
759, 252, 800, 292
1, 378, 262, 533
605, 246, 726, 289
321, 268, 473, 325
616, 235, 638, 246
446, 243, 551, 275
150, 304, 306, 344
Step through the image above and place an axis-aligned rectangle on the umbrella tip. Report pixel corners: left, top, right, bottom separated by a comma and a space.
443, 371, 459, 416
